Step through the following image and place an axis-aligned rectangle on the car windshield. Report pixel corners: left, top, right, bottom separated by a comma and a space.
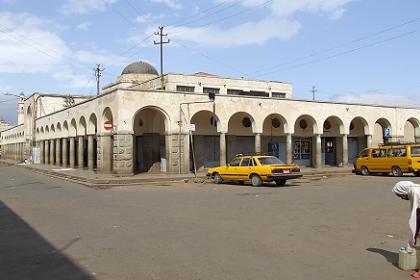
257, 157, 285, 165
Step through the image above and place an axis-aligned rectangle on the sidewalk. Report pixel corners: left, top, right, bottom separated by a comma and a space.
0, 160, 353, 188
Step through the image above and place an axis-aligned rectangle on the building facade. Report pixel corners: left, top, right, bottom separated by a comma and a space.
1, 61, 419, 174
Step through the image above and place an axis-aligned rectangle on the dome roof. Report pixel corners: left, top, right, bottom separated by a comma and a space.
121, 61, 159, 75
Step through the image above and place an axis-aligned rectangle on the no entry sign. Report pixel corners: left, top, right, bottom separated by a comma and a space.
104, 121, 113, 131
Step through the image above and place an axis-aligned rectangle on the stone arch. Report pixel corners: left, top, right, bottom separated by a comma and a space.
101, 107, 113, 133
63, 121, 69, 137
321, 116, 345, 166
348, 117, 370, 163
190, 110, 221, 171
292, 114, 318, 167
132, 106, 169, 173
373, 118, 392, 146
227, 112, 256, 161
261, 113, 289, 162
404, 117, 420, 143
70, 119, 77, 137
78, 116, 87, 136
88, 113, 98, 135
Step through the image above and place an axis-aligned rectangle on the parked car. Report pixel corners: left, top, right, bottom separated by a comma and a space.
207, 154, 302, 186
353, 144, 420, 176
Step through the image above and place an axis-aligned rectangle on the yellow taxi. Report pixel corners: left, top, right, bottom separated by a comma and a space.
207, 154, 302, 186
354, 144, 420, 176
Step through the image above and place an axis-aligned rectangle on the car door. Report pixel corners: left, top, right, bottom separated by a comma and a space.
223, 157, 241, 180
236, 157, 252, 180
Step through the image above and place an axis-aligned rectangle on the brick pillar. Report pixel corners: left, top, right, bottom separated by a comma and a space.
219, 132, 226, 166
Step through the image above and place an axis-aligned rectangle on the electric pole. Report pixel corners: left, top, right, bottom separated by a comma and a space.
311, 86, 317, 101
154, 26, 170, 90
94, 64, 104, 96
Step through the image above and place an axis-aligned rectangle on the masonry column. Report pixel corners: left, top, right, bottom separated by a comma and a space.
97, 133, 112, 173
286, 133, 293, 164
69, 137, 75, 168
40, 140, 44, 164
62, 138, 68, 167
78, 136, 84, 169
56, 138, 61, 166
45, 140, 50, 164
255, 133, 261, 153
219, 132, 226, 166
366, 134, 372, 148
313, 134, 322, 168
342, 134, 348, 166
87, 135, 94, 170
50, 139, 56, 165
113, 132, 133, 175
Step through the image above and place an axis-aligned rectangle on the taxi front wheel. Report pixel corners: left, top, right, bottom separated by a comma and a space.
251, 174, 262, 187
213, 173, 223, 184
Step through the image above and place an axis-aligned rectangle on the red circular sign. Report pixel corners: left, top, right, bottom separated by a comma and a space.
104, 121, 113, 131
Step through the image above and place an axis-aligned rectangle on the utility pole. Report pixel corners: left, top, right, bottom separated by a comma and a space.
154, 26, 170, 90
311, 86, 317, 101
94, 64, 104, 96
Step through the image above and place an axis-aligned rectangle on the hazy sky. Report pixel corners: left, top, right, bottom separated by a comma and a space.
1, 0, 419, 125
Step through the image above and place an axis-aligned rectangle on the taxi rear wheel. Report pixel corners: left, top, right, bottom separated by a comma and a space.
360, 166, 369, 176
251, 174, 262, 187
213, 172, 223, 184
391, 166, 403, 177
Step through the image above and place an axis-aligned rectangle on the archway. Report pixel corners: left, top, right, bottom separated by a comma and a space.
321, 116, 344, 166
190, 110, 220, 171
227, 112, 256, 161
262, 114, 288, 162
293, 115, 317, 166
88, 114, 98, 169
133, 107, 168, 173
404, 118, 420, 143
348, 117, 369, 163
373, 118, 392, 146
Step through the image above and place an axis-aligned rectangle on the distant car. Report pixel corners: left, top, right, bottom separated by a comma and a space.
207, 154, 302, 186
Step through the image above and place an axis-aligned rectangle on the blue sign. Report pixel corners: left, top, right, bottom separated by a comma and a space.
384, 128, 391, 138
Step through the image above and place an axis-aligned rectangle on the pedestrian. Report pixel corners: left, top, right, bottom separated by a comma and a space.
392, 181, 420, 278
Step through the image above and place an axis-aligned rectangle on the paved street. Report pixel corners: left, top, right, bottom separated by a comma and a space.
0, 163, 418, 280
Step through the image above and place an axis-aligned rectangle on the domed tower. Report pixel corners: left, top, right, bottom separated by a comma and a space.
117, 61, 159, 84
17, 92, 25, 125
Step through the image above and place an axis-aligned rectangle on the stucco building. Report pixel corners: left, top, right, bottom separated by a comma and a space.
1, 61, 419, 175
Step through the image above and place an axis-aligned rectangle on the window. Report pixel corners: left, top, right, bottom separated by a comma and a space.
227, 89, 244, 95
411, 146, 420, 157
229, 158, 241, 166
248, 90, 269, 97
272, 92, 286, 98
294, 138, 311, 160
387, 148, 407, 157
258, 156, 284, 165
203, 87, 220, 94
240, 157, 252, 166
371, 149, 386, 158
242, 117, 252, 128
176, 85, 195, 92
252, 158, 258, 166
299, 119, 308, 129
359, 150, 369, 158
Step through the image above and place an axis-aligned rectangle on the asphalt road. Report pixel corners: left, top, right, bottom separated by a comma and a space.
0, 163, 419, 280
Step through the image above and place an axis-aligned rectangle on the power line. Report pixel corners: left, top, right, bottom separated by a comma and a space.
164, 0, 232, 28
168, 1, 240, 28
169, 0, 273, 35
99, 0, 137, 28
172, 39, 247, 77
249, 17, 420, 76
256, 28, 420, 77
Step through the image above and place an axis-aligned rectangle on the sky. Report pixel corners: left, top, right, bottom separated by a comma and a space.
0, 0, 420, 125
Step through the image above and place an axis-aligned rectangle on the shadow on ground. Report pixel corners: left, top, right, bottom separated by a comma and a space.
367, 247, 399, 268
0, 200, 93, 280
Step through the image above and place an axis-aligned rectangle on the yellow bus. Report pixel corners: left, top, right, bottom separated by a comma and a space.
354, 144, 420, 176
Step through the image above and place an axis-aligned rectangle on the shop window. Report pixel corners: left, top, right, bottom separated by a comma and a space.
227, 89, 244, 95
272, 92, 286, 98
